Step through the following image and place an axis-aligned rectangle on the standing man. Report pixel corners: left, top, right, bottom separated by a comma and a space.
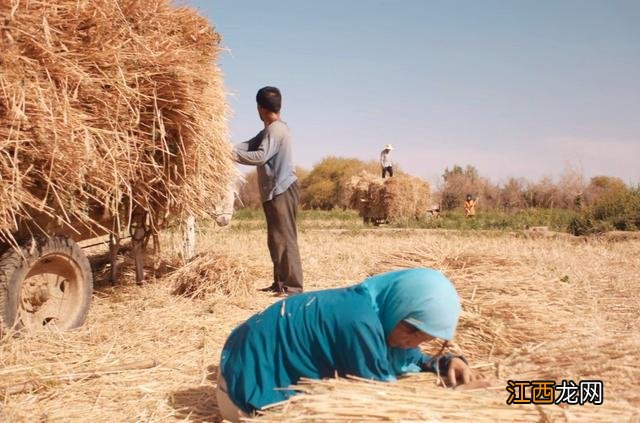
464, 194, 478, 218
380, 144, 394, 178
233, 87, 303, 295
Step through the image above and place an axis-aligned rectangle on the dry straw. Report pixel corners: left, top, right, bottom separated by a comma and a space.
345, 171, 430, 223
0, 229, 638, 421
254, 241, 640, 421
167, 252, 256, 298
251, 373, 635, 422
0, 0, 235, 246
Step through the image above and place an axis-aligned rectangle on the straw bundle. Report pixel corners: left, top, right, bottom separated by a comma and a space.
345, 171, 430, 223
0, 0, 235, 245
252, 373, 636, 422
167, 252, 256, 298
342, 171, 376, 210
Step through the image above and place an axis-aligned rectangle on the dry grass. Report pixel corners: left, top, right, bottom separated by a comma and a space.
250, 374, 635, 422
168, 252, 257, 299
1, 225, 639, 421
0, 0, 235, 245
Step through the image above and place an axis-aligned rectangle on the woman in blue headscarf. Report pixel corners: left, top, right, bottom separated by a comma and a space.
216, 268, 481, 421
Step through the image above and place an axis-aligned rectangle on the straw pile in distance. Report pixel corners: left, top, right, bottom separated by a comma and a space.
344, 171, 430, 223
0, 0, 235, 246
167, 252, 256, 298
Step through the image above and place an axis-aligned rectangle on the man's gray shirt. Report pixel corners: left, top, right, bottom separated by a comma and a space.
234, 120, 297, 203
380, 150, 393, 168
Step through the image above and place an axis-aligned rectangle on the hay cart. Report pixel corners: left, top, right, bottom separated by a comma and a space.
0, 0, 236, 335
355, 199, 388, 226
1, 209, 168, 334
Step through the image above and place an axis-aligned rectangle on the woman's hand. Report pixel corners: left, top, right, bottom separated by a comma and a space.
446, 357, 488, 388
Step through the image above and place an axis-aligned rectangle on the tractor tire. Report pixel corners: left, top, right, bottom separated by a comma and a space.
0, 236, 93, 334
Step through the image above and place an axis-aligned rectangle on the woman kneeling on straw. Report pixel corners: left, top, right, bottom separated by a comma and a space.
216, 268, 484, 421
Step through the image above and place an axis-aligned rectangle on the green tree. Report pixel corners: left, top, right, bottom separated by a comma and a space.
569, 183, 640, 234
583, 176, 627, 206
300, 157, 379, 210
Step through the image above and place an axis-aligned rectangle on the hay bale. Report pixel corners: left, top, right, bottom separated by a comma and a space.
345, 171, 430, 223
343, 171, 377, 214
0, 0, 235, 244
167, 252, 256, 298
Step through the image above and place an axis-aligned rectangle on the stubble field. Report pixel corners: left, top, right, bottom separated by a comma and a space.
1, 220, 639, 422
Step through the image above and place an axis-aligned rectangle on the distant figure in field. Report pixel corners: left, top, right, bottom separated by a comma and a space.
380, 144, 394, 178
428, 204, 441, 219
233, 86, 303, 295
464, 194, 478, 218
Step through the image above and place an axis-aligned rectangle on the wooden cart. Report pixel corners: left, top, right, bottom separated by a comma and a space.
0, 206, 160, 334
0, 186, 236, 335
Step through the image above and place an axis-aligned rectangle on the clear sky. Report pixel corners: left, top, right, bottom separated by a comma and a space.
185, 0, 640, 185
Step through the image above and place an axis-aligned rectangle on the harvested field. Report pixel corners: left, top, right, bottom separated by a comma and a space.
1, 224, 639, 421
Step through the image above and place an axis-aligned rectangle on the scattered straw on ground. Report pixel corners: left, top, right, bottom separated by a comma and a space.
252, 373, 636, 422
168, 252, 258, 298
1, 226, 639, 421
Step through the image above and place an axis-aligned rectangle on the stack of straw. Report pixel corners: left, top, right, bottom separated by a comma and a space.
252, 373, 635, 422
167, 252, 256, 298
0, 0, 235, 245
345, 171, 430, 223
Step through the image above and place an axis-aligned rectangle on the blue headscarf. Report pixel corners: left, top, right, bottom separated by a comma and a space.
358, 268, 461, 341
357, 268, 461, 375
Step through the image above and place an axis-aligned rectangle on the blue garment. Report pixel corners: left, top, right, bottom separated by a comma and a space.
233, 120, 297, 203
219, 268, 461, 414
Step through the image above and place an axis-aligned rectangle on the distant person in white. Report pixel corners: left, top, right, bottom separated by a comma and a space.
380, 144, 394, 178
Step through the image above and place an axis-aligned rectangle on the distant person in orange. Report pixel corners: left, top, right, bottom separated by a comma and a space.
380, 144, 394, 178
464, 194, 477, 218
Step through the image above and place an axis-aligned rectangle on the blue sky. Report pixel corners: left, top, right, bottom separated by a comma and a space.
185, 0, 640, 185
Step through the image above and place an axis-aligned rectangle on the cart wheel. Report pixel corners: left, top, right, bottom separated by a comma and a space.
0, 236, 93, 334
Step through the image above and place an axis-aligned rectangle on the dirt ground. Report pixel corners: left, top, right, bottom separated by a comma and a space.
1, 224, 639, 421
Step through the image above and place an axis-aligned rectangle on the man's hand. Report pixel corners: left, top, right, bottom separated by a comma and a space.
446, 357, 487, 388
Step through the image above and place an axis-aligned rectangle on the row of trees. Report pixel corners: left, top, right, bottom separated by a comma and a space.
237, 156, 639, 232
440, 164, 599, 211
240, 157, 632, 212
239, 157, 384, 210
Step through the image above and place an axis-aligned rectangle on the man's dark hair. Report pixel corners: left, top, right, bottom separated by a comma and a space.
256, 86, 282, 113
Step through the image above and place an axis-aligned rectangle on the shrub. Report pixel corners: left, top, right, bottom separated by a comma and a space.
300, 157, 379, 210
568, 185, 640, 234
439, 165, 492, 210
500, 178, 526, 211
524, 176, 559, 208
583, 176, 627, 206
